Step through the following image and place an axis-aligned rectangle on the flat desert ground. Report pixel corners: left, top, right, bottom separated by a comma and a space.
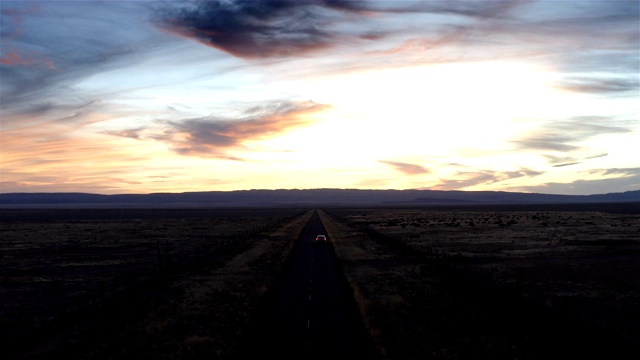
1, 203, 638, 359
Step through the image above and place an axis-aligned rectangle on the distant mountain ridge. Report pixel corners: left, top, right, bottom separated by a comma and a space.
0, 189, 638, 207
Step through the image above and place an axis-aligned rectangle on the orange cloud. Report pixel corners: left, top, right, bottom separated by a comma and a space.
0, 124, 162, 194
0, 49, 56, 69
0, 51, 34, 65
156, 101, 329, 158
379, 160, 430, 175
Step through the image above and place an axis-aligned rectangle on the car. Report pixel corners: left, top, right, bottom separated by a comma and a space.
315, 234, 327, 243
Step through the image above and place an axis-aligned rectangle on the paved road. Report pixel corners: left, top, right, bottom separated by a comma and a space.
238, 210, 375, 359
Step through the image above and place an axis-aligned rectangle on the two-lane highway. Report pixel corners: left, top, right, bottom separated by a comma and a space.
237, 210, 375, 359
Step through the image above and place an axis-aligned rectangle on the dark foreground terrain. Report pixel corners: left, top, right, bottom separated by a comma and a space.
1, 208, 311, 359
321, 203, 640, 359
236, 211, 375, 360
1, 203, 639, 359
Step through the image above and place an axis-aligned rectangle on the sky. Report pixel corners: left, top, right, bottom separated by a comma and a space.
1, 0, 639, 195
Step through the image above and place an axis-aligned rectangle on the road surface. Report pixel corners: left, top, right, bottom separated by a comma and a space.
237, 210, 376, 359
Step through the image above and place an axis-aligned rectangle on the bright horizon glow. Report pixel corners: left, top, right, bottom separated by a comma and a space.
1, 0, 638, 195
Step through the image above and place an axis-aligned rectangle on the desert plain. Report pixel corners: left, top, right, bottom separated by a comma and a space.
1, 203, 638, 359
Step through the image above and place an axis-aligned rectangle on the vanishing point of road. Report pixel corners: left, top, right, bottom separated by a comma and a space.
237, 210, 377, 359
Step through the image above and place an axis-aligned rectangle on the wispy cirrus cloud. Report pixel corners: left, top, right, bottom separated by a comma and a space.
515, 168, 640, 195
379, 160, 430, 175
469, 2, 638, 75
1, 98, 106, 132
587, 167, 640, 178
557, 76, 640, 96
0, 127, 159, 193
512, 116, 634, 165
433, 168, 544, 190
1, 1, 171, 122
103, 128, 147, 140
548, 153, 608, 168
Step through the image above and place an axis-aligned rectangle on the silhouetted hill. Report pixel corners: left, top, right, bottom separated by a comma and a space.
0, 189, 638, 207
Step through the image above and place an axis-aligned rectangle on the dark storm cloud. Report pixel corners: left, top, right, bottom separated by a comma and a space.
379, 161, 429, 175
154, 0, 528, 59
152, 100, 328, 158
513, 117, 633, 155
155, 0, 340, 59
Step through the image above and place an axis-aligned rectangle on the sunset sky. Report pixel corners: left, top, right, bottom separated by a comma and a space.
1, 0, 638, 195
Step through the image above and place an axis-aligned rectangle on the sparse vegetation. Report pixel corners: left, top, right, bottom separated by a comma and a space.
2, 204, 639, 360
320, 205, 640, 360
0, 208, 312, 359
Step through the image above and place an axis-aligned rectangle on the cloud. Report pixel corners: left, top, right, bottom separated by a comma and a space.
1, 1, 168, 122
0, 50, 55, 69
551, 162, 580, 168
0, 3, 41, 39
508, 168, 639, 195
548, 153, 608, 168
432, 1, 640, 74
0, 126, 162, 194
151, 100, 328, 158
513, 117, 633, 164
530, 2, 639, 74
588, 167, 640, 178
379, 161, 429, 175
154, 0, 529, 59
415, 0, 526, 19
155, 0, 341, 59
432, 171, 499, 190
102, 128, 146, 140
1, 98, 104, 131
557, 76, 640, 95
433, 168, 543, 190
